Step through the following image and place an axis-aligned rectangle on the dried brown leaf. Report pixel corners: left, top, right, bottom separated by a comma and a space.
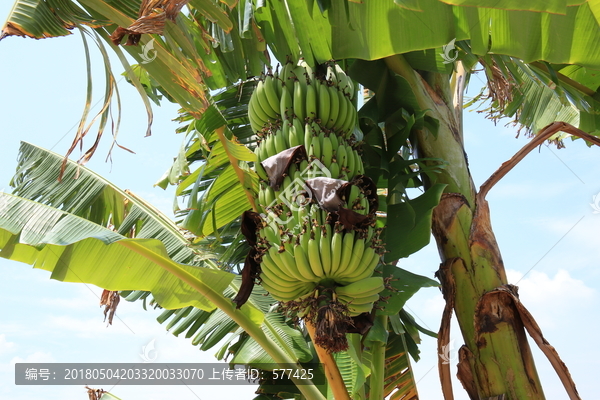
99, 290, 120, 325
232, 249, 259, 309
233, 211, 264, 308
109, 0, 190, 46
346, 312, 374, 335
305, 177, 347, 211
261, 145, 308, 190
85, 386, 106, 400
336, 207, 371, 232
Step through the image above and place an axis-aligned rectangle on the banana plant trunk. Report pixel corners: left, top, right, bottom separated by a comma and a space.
384, 56, 545, 399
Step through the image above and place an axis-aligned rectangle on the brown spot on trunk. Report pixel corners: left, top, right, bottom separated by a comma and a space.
477, 286, 582, 400
470, 199, 507, 282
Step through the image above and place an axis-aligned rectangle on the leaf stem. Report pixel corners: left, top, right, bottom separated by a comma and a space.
368, 315, 388, 400
306, 322, 350, 400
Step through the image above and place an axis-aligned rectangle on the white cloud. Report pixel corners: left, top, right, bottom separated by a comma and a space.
2, 351, 55, 372
508, 269, 595, 303
507, 269, 596, 328
10, 351, 54, 365
0, 335, 17, 356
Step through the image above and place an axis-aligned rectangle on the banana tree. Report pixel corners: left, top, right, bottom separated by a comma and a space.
3, 0, 600, 399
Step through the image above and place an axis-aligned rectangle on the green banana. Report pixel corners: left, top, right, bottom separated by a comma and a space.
261, 258, 305, 288
338, 247, 379, 284
265, 133, 277, 158
255, 159, 268, 181
292, 117, 304, 142
293, 80, 306, 121
346, 148, 356, 178
299, 225, 310, 250
329, 162, 340, 179
318, 82, 331, 126
348, 184, 360, 207
341, 99, 356, 133
338, 231, 355, 274
337, 293, 380, 306
309, 133, 321, 160
249, 91, 269, 128
256, 80, 278, 120
336, 276, 384, 297
261, 279, 314, 302
261, 225, 280, 247
329, 230, 344, 277
335, 89, 348, 133
321, 133, 333, 168
355, 149, 364, 175
281, 242, 311, 282
264, 75, 281, 113
329, 130, 339, 150
288, 123, 301, 147
280, 84, 293, 122
306, 82, 317, 120
347, 302, 374, 316
268, 246, 305, 282
248, 108, 264, 133
294, 243, 320, 281
338, 237, 365, 280
263, 186, 276, 208
307, 227, 325, 278
280, 61, 294, 96
304, 123, 313, 151
336, 143, 348, 169
274, 130, 286, 154
325, 85, 339, 129
320, 224, 333, 276
334, 64, 351, 98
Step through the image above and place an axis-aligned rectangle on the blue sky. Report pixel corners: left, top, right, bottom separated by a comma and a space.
1, 4, 600, 399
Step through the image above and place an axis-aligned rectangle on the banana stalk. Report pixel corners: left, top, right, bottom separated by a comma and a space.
306, 322, 351, 400
384, 54, 545, 399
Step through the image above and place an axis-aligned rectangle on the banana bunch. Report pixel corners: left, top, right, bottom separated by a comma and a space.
248, 62, 357, 135
249, 60, 384, 317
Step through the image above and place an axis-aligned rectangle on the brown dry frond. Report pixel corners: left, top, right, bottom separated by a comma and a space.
110, 0, 190, 46
100, 290, 120, 325
85, 386, 106, 400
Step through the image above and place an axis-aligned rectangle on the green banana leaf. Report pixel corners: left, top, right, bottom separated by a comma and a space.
0, 192, 235, 313
4, 0, 600, 134
11, 141, 203, 265
8, 142, 314, 367
0, 193, 324, 398
156, 82, 259, 239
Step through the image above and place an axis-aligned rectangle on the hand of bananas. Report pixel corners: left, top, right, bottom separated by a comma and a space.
247, 60, 386, 352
